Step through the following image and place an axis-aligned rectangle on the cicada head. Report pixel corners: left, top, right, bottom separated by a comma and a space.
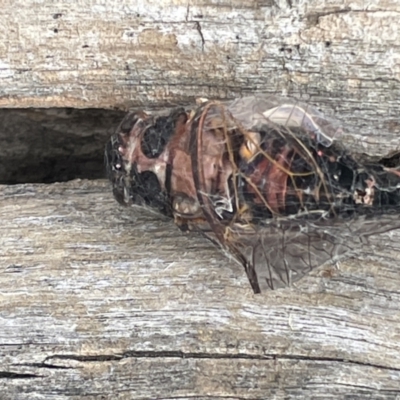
105, 108, 188, 216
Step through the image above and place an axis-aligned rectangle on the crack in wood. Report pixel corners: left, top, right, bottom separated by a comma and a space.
0, 371, 42, 379
185, 3, 190, 22
11, 363, 73, 370
306, 9, 351, 27
305, 8, 396, 27
195, 21, 205, 51
40, 351, 400, 372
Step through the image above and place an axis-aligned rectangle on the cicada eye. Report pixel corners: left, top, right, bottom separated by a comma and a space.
129, 166, 172, 216
141, 108, 187, 158
141, 119, 170, 158
104, 135, 129, 205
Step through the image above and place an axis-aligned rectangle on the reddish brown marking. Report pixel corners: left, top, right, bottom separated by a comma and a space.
246, 146, 292, 213
168, 114, 197, 200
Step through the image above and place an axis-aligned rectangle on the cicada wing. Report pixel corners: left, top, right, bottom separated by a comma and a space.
224, 216, 400, 293
222, 220, 350, 293
189, 97, 400, 293
227, 95, 343, 147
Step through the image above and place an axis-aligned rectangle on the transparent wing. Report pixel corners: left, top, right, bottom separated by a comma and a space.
189, 98, 400, 294
227, 95, 343, 147
224, 216, 400, 293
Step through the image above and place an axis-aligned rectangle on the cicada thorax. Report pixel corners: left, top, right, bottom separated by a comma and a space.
105, 107, 189, 217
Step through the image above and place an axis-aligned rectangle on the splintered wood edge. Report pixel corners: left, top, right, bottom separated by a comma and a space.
0, 179, 399, 398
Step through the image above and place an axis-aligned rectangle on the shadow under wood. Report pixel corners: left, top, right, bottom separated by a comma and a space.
0, 108, 126, 184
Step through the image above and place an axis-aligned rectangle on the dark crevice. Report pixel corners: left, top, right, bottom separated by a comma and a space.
0, 371, 42, 379
12, 363, 73, 370
305, 8, 390, 28
379, 151, 400, 168
306, 8, 351, 26
195, 21, 205, 51
42, 351, 400, 372
0, 108, 126, 184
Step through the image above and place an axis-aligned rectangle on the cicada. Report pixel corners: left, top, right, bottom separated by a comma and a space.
105, 95, 400, 293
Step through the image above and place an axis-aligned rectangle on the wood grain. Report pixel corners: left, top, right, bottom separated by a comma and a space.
1, 179, 399, 399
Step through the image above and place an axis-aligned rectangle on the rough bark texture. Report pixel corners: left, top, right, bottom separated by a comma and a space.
0, 180, 400, 399
1, 0, 400, 398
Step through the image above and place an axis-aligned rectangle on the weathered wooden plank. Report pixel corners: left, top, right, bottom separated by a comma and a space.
0, 179, 399, 399
1, 2, 400, 135
1, 0, 399, 164
2, 359, 400, 399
